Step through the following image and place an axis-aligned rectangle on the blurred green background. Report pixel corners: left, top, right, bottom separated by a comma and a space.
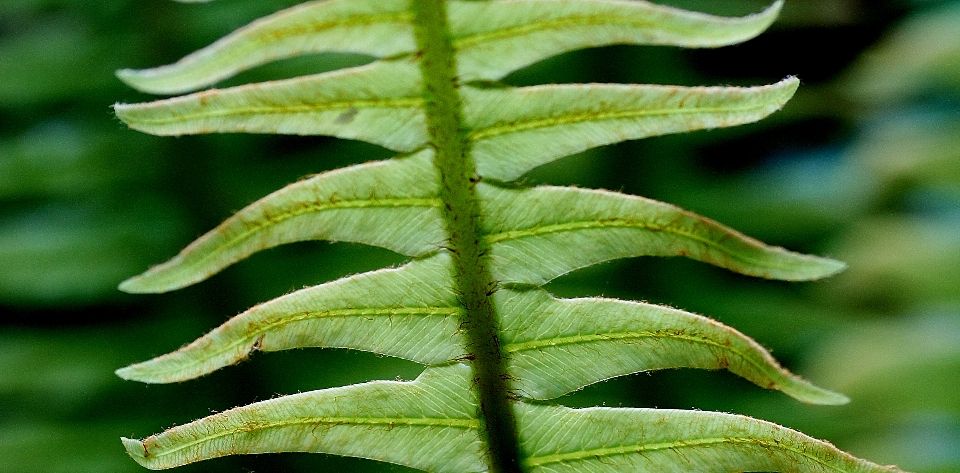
1, 0, 958, 472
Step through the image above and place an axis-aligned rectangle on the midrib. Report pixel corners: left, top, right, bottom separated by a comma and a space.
410, 2, 524, 473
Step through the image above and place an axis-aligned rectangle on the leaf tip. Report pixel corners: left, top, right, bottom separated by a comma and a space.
752, 0, 785, 30
111, 102, 139, 129
121, 437, 148, 461
809, 256, 848, 280
117, 66, 193, 95
769, 0, 786, 15
115, 363, 169, 384
821, 390, 852, 406
118, 275, 150, 294
118, 264, 192, 294
116, 68, 162, 94
772, 253, 846, 282
115, 350, 212, 384
115, 68, 137, 83
114, 364, 144, 382
790, 381, 851, 406
782, 74, 800, 86
776, 75, 801, 102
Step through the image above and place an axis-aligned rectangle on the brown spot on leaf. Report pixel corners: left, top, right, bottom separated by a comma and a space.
335, 107, 359, 124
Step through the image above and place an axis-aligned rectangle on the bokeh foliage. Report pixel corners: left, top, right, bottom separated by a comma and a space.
1, 1, 957, 472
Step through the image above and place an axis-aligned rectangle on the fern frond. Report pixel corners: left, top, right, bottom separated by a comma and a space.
114, 1, 908, 472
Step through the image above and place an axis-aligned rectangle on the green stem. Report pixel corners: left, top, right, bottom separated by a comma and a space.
410, 1, 523, 472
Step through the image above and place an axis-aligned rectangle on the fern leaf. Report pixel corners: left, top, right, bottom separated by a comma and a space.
114, 59, 427, 151
119, 150, 441, 293
518, 403, 904, 473
481, 184, 845, 285
465, 78, 799, 181
121, 364, 486, 473
117, 0, 415, 95
113, 0, 907, 472
117, 254, 461, 383
451, 0, 783, 81
498, 288, 848, 404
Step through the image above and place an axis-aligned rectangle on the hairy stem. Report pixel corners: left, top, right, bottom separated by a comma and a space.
410, 1, 524, 472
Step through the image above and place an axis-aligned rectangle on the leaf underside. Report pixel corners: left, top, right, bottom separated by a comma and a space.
121, 0, 785, 94
115, 1, 903, 473
122, 366, 895, 473
118, 252, 847, 405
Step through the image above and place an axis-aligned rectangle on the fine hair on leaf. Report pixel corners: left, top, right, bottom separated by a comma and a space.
113, 1, 908, 472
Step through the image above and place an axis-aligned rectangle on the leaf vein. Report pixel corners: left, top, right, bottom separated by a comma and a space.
504, 329, 781, 384
484, 219, 794, 271
127, 97, 424, 126
454, 15, 668, 50
143, 307, 462, 374
181, 196, 441, 272
467, 102, 774, 142
144, 416, 480, 460
525, 436, 848, 472
247, 12, 414, 44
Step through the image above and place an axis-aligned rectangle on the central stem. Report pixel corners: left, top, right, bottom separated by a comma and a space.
410, 1, 523, 472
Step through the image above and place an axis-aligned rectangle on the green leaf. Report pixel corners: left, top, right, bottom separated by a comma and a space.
114, 59, 427, 151
480, 183, 845, 285
498, 288, 848, 404
118, 0, 416, 95
120, 151, 442, 293
517, 403, 905, 473
451, 0, 783, 81
117, 254, 462, 383
465, 77, 799, 181
121, 364, 486, 473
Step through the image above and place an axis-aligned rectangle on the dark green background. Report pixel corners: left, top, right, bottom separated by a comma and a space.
2, 0, 958, 472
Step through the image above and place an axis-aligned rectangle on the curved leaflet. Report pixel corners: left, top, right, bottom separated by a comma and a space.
481, 183, 845, 285
498, 288, 849, 404
519, 403, 903, 473
465, 78, 800, 181
120, 150, 442, 293
122, 364, 485, 473
117, 254, 462, 383
451, 0, 784, 81
117, 0, 416, 94
115, 59, 427, 151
